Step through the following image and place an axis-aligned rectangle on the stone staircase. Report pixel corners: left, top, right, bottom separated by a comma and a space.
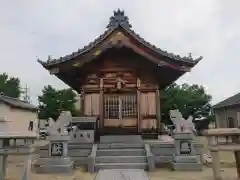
95, 135, 148, 171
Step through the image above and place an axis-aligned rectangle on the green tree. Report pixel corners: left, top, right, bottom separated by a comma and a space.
161, 83, 213, 126
38, 85, 77, 120
0, 73, 21, 98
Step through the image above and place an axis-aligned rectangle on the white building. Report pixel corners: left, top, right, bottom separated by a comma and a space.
0, 95, 38, 134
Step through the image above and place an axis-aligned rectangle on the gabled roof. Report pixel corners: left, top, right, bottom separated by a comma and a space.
0, 95, 37, 112
213, 92, 240, 109
38, 9, 202, 67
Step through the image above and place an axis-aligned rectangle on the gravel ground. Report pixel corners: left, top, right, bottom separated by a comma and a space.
5, 156, 239, 180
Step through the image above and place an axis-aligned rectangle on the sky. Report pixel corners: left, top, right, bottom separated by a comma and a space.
0, 0, 240, 105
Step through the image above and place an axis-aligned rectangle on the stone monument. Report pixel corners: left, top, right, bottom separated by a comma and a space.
170, 109, 202, 171
35, 111, 74, 173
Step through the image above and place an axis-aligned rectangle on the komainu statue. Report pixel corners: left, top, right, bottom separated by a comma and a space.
169, 109, 195, 133
47, 111, 72, 135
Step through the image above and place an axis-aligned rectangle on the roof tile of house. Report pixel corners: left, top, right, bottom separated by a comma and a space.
0, 95, 37, 112
213, 92, 240, 109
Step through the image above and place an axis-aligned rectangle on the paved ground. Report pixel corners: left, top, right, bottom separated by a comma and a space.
95, 169, 149, 180
5, 156, 239, 180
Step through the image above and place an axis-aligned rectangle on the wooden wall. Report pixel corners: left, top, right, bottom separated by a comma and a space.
84, 93, 100, 116
81, 50, 160, 131
104, 118, 137, 127
140, 92, 156, 116
83, 91, 158, 130
140, 92, 157, 129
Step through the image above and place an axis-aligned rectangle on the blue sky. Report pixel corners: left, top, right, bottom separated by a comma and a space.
0, 0, 240, 105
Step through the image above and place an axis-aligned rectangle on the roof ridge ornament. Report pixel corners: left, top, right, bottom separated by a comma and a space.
107, 9, 132, 29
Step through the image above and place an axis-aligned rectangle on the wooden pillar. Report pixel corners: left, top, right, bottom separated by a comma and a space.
80, 91, 85, 116
99, 78, 104, 134
210, 150, 222, 180
137, 78, 141, 133
156, 87, 161, 135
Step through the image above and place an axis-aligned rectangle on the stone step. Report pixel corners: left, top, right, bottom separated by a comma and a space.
33, 157, 72, 166
71, 157, 88, 166
100, 135, 142, 143
68, 143, 93, 149
96, 156, 147, 163
98, 143, 144, 149
95, 162, 148, 170
96, 149, 145, 156
33, 162, 74, 173
171, 162, 202, 171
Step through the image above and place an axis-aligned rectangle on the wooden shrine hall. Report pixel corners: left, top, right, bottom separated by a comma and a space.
38, 9, 202, 136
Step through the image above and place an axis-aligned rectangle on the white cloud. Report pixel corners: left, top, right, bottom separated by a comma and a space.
0, 0, 240, 105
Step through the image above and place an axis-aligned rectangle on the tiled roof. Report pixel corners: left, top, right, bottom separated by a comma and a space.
38, 9, 202, 67
213, 92, 240, 109
0, 95, 37, 112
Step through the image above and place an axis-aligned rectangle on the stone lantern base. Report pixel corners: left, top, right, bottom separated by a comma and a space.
34, 135, 74, 173
171, 155, 202, 171
34, 157, 74, 173
171, 132, 202, 171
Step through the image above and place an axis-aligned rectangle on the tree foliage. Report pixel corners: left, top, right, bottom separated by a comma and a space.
38, 85, 77, 120
161, 83, 213, 125
0, 73, 21, 98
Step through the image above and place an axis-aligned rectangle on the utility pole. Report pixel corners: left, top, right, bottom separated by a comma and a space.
21, 84, 30, 103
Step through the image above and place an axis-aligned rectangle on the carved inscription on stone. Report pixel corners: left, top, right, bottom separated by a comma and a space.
51, 142, 63, 156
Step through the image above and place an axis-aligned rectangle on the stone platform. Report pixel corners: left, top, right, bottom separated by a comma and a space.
34, 135, 204, 173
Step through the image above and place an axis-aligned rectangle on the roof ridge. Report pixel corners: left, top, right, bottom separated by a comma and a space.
38, 9, 202, 67
0, 94, 29, 103
213, 92, 240, 109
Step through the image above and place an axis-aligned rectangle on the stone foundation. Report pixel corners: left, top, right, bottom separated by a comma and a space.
34, 135, 204, 173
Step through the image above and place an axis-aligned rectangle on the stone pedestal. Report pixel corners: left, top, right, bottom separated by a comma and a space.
38, 135, 74, 173
171, 132, 202, 171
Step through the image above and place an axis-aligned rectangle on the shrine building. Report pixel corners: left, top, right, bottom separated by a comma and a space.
38, 10, 202, 135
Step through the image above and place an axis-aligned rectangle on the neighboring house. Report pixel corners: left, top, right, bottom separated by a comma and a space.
0, 95, 38, 134
213, 92, 240, 128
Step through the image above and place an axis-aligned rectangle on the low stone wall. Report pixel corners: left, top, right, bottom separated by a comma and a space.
149, 142, 204, 166
37, 141, 203, 166
36, 138, 204, 172
70, 130, 95, 143
37, 142, 93, 167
